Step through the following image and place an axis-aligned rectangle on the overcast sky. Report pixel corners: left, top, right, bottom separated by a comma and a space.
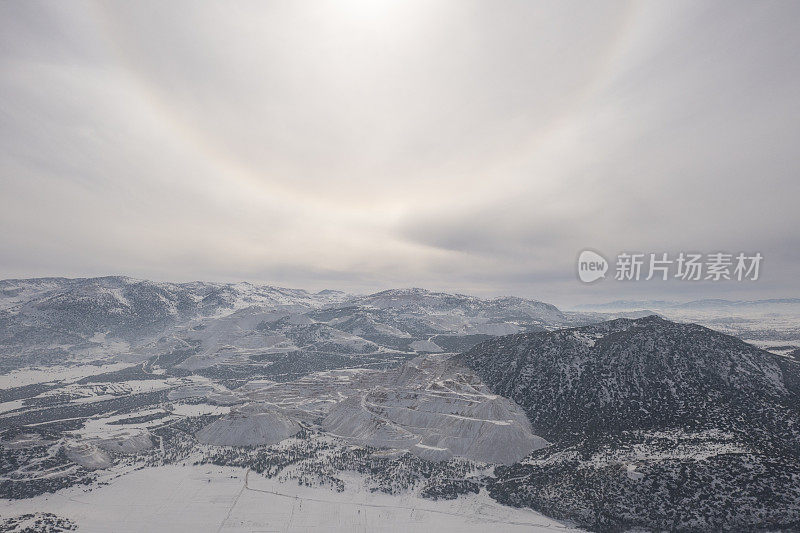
1, 0, 798, 306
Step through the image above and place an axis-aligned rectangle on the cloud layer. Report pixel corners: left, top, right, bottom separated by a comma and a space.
1, 0, 798, 305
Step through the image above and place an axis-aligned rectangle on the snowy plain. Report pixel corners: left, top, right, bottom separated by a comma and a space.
0, 465, 582, 532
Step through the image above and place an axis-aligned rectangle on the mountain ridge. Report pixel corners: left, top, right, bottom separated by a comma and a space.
457, 315, 800, 531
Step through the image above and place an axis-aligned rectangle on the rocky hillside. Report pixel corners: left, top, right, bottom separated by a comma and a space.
458, 315, 800, 443
321, 354, 548, 464
457, 316, 800, 531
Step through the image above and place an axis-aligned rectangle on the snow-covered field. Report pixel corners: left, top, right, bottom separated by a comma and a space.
0, 465, 580, 532
0, 363, 134, 388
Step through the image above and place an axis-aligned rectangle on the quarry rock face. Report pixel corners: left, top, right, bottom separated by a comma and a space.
96, 431, 154, 455
196, 404, 300, 447
322, 354, 548, 465
65, 442, 112, 470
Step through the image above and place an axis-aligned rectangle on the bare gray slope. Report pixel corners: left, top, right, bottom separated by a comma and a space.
322, 354, 547, 464
196, 404, 300, 447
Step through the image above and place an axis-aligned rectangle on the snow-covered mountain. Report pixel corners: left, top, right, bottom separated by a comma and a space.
0, 277, 341, 369
458, 316, 800, 531
459, 315, 798, 441
575, 297, 800, 312
5, 279, 798, 531
570, 297, 800, 356
0, 278, 579, 378
351, 288, 564, 321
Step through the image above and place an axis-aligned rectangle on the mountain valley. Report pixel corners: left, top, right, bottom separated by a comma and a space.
1, 278, 799, 532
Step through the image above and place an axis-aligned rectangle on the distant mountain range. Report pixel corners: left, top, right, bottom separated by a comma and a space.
574, 298, 800, 311
0, 277, 593, 377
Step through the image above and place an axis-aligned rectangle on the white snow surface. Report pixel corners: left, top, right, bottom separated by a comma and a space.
0, 465, 581, 532
0, 363, 133, 388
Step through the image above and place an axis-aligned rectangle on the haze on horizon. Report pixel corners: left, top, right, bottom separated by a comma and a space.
1, 0, 799, 306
